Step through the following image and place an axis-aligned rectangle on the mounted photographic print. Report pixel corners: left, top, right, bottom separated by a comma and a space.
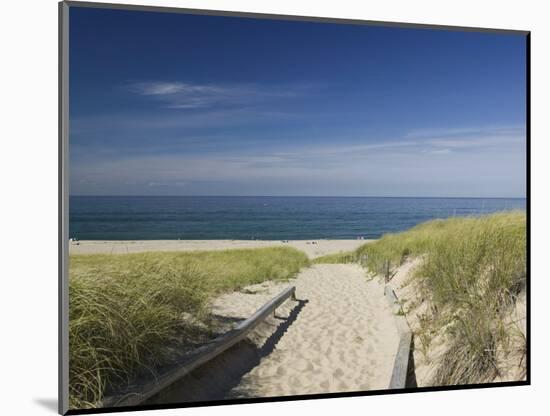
59, 1, 529, 414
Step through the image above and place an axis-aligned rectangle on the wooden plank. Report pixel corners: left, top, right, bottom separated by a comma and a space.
384, 285, 398, 305
389, 330, 412, 389
108, 286, 297, 407
384, 284, 413, 389
384, 260, 391, 283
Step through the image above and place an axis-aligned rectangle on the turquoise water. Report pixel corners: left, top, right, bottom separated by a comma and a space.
69, 196, 526, 240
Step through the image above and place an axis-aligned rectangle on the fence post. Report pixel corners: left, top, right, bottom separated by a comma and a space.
385, 260, 390, 283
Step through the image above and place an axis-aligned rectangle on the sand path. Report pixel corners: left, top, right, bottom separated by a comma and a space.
144, 263, 400, 404
225, 264, 400, 397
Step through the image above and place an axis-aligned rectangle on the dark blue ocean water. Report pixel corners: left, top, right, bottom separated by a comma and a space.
69, 196, 526, 240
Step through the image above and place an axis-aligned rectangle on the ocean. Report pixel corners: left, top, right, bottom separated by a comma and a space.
69, 196, 526, 240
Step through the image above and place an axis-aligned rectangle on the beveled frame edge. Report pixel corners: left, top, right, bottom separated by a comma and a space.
63, 0, 530, 35
59, 1, 70, 414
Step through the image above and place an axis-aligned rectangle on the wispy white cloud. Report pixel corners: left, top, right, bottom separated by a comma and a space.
405, 125, 524, 139
71, 124, 526, 197
134, 82, 214, 96
128, 80, 305, 109
264, 127, 524, 161
70, 145, 526, 197
428, 148, 452, 155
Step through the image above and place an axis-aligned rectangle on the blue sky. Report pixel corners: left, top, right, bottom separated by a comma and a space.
69, 7, 527, 197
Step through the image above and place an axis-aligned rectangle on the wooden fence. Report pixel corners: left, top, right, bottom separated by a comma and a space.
105, 259, 413, 404
108, 286, 297, 407
384, 285, 413, 389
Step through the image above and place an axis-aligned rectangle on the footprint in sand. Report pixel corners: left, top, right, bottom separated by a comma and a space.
337, 381, 349, 391
290, 359, 312, 372
289, 375, 302, 387
333, 368, 345, 379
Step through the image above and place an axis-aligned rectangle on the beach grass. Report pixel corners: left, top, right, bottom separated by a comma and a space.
69, 246, 309, 409
315, 211, 527, 384
311, 252, 357, 264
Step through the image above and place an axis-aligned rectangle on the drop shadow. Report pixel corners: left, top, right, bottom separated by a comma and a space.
33, 398, 58, 413
144, 298, 309, 405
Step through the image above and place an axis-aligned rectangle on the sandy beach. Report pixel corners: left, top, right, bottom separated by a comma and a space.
69, 239, 370, 259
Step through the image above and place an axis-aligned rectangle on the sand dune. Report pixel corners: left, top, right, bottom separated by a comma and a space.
147, 264, 400, 404
69, 239, 370, 259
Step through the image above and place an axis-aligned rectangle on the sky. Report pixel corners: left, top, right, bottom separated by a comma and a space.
69, 7, 527, 197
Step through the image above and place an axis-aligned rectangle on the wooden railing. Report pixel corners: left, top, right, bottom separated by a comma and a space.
104, 263, 412, 404
384, 285, 413, 389
108, 286, 297, 407
356, 253, 414, 388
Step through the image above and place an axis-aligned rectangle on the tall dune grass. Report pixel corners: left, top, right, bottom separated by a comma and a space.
363, 211, 526, 384
69, 247, 309, 409
315, 211, 527, 384
311, 252, 357, 264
